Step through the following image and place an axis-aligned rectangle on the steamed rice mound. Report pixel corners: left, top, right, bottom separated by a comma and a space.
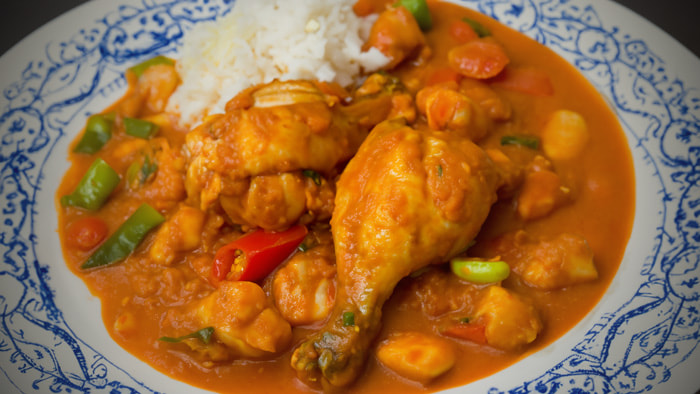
168, 0, 390, 127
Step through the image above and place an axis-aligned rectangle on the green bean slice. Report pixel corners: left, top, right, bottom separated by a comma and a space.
450, 259, 510, 284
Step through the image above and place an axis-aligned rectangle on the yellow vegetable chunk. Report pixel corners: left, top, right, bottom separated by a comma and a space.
149, 205, 206, 265
475, 286, 542, 350
542, 109, 589, 160
376, 332, 456, 383
195, 281, 292, 358
272, 243, 336, 326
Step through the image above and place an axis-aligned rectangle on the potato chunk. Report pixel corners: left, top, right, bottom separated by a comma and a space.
149, 205, 206, 265
475, 286, 541, 350
195, 281, 292, 358
376, 332, 455, 383
485, 230, 598, 289
272, 244, 336, 326
519, 233, 597, 289
542, 109, 589, 160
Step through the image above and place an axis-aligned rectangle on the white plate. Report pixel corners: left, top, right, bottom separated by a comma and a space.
1, 0, 699, 393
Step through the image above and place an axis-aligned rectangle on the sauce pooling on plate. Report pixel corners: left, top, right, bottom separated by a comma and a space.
56, 0, 634, 392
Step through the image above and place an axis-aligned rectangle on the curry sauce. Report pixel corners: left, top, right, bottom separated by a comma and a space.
57, 1, 634, 393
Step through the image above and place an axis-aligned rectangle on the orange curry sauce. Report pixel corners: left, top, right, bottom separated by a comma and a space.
56, 1, 634, 393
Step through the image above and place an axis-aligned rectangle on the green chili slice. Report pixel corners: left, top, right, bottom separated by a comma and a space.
128, 55, 175, 78
159, 327, 215, 344
462, 17, 491, 37
501, 135, 540, 150
81, 204, 165, 269
398, 0, 432, 31
73, 114, 114, 154
450, 259, 510, 284
124, 117, 159, 139
302, 169, 322, 186
342, 311, 355, 327
61, 158, 120, 211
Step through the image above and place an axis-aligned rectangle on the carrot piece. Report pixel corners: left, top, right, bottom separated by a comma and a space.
449, 20, 479, 43
426, 67, 462, 86
442, 322, 488, 345
353, 0, 376, 16
492, 67, 554, 96
448, 39, 510, 79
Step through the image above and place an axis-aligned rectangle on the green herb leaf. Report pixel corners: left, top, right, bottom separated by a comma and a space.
462, 17, 490, 37
297, 243, 309, 252
342, 311, 355, 327
303, 169, 323, 186
159, 327, 215, 344
437, 164, 443, 177
459, 317, 471, 324
141, 155, 158, 183
501, 135, 540, 150
127, 155, 158, 188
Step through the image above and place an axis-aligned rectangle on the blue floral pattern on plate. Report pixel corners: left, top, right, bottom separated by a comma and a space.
0, 0, 698, 393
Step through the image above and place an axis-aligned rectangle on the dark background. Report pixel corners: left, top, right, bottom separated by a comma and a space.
0, 0, 699, 59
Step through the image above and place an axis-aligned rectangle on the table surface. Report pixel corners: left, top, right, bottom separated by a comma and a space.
0, 0, 698, 59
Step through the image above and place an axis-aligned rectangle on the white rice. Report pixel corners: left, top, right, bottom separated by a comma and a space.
167, 0, 389, 127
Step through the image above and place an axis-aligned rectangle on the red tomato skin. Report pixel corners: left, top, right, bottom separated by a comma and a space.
491, 67, 554, 96
66, 217, 109, 251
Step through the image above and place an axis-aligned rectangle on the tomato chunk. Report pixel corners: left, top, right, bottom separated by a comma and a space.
66, 217, 109, 250
492, 67, 554, 96
426, 67, 462, 86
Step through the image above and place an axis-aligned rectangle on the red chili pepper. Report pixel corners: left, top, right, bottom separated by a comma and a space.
211, 225, 308, 284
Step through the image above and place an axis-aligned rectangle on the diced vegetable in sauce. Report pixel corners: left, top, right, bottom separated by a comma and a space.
124, 117, 160, 139
81, 204, 165, 269
73, 114, 114, 154
61, 158, 120, 211
461, 17, 490, 37
55, 1, 635, 392
450, 259, 510, 283
211, 225, 308, 284
501, 135, 540, 150
398, 0, 433, 31
159, 327, 215, 344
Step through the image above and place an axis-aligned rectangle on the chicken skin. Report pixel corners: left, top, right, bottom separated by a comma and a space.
291, 118, 502, 386
184, 80, 366, 230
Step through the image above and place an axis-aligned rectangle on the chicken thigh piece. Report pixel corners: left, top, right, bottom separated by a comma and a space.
291, 119, 502, 387
184, 80, 366, 229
